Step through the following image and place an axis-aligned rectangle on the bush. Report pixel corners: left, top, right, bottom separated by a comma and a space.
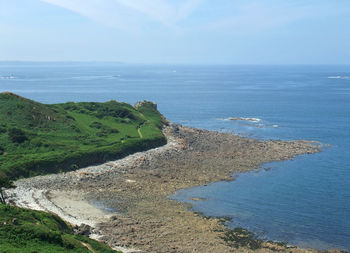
90, 121, 103, 129
16, 102, 24, 109
30, 139, 43, 148
8, 128, 28, 143
0, 171, 15, 204
110, 128, 119, 134
66, 115, 75, 121
0, 124, 7, 134
0, 205, 119, 252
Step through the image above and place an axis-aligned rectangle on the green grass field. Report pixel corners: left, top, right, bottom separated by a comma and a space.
0, 92, 166, 180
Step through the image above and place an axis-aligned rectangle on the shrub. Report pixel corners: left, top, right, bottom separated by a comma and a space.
0, 171, 15, 204
61, 102, 78, 111
96, 132, 107, 137
16, 102, 24, 109
30, 139, 43, 148
69, 164, 79, 170
66, 115, 75, 121
90, 121, 103, 129
110, 128, 119, 134
0, 124, 7, 134
8, 128, 28, 143
70, 125, 81, 133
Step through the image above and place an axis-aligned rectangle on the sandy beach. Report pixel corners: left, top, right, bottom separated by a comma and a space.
6, 122, 333, 253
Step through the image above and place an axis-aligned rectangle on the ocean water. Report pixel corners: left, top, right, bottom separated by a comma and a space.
0, 62, 349, 250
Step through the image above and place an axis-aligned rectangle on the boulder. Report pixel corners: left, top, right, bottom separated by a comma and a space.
74, 223, 92, 236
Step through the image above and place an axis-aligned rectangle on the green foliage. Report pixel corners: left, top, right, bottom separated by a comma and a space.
135, 101, 166, 129
0, 171, 15, 204
0, 172, 14, 188
89, 121, 103, 129
90, 121, 119, 137
0, 124, 6, 134
0, 205, 120, 252
62, 101, 136, 120
8, 128, 28, 143
0, 92, 166, 181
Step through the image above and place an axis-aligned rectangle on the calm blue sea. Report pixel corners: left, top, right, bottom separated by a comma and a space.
1, 62, 349, 250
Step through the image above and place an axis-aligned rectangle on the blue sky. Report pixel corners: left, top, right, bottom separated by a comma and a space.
1, 0, 349, 64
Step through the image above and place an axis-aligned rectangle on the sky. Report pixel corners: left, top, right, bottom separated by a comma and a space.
0, 0, 350, 64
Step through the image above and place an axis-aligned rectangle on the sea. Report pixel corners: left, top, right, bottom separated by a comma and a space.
0, 62, 349, 251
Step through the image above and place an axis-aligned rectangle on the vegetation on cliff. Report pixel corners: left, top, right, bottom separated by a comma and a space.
0, 92, 166, 180
0, 204, 120, 252
0, 171, 14, 204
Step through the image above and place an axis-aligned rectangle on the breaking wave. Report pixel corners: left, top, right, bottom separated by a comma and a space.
222, 117, 262, 123
70, 75, 120, 80
219, 117, 279, 129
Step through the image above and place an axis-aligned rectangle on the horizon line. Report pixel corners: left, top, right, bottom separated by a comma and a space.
0, 60, 349, 66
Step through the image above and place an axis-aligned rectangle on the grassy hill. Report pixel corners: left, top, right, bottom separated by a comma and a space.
0, 92, 166, 180
0, 204, 120, 253
0, 92, 167, 252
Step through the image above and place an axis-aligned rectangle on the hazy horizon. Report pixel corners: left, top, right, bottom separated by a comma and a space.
1, 0, 350, 64
1, 61, 350, 66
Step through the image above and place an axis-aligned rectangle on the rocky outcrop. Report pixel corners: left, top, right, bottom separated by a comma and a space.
134, 101, 157, 110
74, 224, 92, 236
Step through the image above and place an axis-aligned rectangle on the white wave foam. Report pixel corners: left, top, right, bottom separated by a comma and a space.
328, 76, 350, 79
226, 117, 262, 122
219, 117, 280, 130
70, 75, 118, 80
0, 76, 16, 80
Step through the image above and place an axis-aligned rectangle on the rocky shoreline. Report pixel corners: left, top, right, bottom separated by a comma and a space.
6, 122, 337, 253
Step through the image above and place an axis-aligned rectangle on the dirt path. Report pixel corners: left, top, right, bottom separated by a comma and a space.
81, 242, 96, 253
137, 126, 143, 139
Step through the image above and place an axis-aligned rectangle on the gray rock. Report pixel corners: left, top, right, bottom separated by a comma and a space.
74, 223, 92, 236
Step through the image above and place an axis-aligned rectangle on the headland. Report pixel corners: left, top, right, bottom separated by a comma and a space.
6, 122, 334, 253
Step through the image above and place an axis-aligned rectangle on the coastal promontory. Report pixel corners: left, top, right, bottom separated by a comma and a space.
1, 93, 334, 253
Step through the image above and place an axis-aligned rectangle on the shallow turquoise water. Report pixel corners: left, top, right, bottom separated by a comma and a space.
1, 62, 349, 250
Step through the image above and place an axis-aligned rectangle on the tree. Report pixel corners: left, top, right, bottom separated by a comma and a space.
0, 172, 15, 204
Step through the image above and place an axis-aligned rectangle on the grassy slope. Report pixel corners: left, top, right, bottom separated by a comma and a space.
0, 92, 166, 180
0, 204, 120, 253
0, 93, 166, 252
